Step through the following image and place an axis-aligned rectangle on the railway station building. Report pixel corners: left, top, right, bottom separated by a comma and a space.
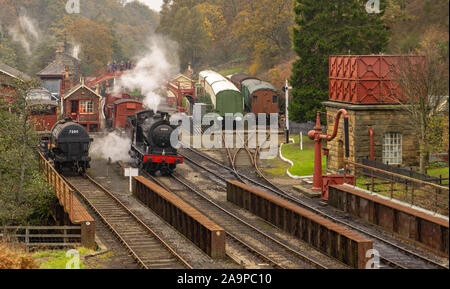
62, 80, 102, 132
0, 62, 31, 102
36, 44, 81, 98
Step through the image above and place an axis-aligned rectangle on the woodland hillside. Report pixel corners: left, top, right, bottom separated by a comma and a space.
0, 0, 448, 84
0, 0, 159, 75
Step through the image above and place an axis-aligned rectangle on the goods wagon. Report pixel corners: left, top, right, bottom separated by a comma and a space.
241, 78, 279, 116
229, 74, 259, 91
41, 118, 93, 173
112, 99, 144, 129
104, 93, 131, 128
199, 70, 243, 117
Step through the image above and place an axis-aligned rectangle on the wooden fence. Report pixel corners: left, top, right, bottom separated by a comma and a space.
37, 152, 74, 219
1, 226, 82, 252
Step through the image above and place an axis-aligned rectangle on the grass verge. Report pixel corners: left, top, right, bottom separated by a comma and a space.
427, 166, 449, 182
33, 247, 93, 269
281, 136, 325, 177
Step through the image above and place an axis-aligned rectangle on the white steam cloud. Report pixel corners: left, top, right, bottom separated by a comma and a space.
72, 44, 81, 59
90, 132, 132, 163
19, 16, 39, 39
114, 37, 179, 112
8, 26, 31, 55
8, 15, 40, 55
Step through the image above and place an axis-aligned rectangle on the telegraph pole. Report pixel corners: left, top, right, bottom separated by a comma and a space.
283, 80, 292, 144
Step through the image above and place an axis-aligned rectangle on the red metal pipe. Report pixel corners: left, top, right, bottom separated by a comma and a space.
308, 109, 349, 193
320, 109, 349, 141
369, 128, 374, 161
308, 112, 324, 191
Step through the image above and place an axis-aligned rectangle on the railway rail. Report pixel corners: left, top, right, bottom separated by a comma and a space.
144, 171, 334, 269
179, 146, 449, 269
65, 173, 192, 269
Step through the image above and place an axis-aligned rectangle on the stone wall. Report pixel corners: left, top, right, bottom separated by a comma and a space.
324, 102, 419, 172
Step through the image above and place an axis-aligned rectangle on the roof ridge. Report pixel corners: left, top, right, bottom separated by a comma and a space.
0, 62, 31, 81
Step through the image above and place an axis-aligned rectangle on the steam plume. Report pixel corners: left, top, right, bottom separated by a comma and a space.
72, 44, 81, 59
114, 37, 179, 112
90, 132, 132, 163
7, 15, 40, 55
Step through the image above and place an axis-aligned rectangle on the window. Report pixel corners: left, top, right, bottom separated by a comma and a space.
273, 95, 278, 104
383, 133, 402, 165
41, 79, 61, 96
31, 105, 56, 116
79, 100, 94, 113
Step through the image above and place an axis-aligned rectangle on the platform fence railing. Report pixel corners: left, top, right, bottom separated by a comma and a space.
37, 152, 74, 220
344, 160, 449, 216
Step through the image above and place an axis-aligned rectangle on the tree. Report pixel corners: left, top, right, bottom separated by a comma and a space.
384, 0, 449, 53
289, 0, 389, 122
0, 79, 55, 226
158, 3, 211, 68
0, 43, 17, 67
394, 29, 449, 173
232, 0, 294, 74
64, 19, 114, 74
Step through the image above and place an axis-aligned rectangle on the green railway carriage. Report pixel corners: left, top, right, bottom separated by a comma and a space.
199, 70, 244, 117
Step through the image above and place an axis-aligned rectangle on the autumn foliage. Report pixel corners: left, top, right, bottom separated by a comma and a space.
0, 242, 38, 269
158, 0, 294, 72
63, 19, 114, 74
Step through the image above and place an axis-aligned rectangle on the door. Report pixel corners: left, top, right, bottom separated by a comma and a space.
71, 100, 79, 121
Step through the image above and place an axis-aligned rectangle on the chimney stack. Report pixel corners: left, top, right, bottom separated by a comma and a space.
62, 66, 71, 95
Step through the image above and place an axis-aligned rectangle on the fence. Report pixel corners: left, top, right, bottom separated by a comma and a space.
1, 226, 82, 252
345, 160, 449, 216
36, 152, 96, 249
362, 159, 449, 185
37, 152, 74, 220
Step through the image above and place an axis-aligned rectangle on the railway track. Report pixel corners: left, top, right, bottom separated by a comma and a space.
179, 146, 449, 269
145, 171, 333, 269
65, 174, 192, 269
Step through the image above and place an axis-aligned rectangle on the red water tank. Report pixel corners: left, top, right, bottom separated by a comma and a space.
329, 55, 425, 104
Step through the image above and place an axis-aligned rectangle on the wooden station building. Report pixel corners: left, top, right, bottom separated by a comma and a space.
325, 56, 421, 171
62, 80, 102, 132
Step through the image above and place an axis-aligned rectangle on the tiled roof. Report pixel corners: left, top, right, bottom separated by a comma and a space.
0, 62, 31, 81
37, 52, 80, 76
62, 81, 102, 100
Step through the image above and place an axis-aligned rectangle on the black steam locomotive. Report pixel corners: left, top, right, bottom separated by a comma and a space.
128, 110, 183, 176
41, 118, 93, 173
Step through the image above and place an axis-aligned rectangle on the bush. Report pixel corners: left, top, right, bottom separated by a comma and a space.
0, 242, 38, 269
